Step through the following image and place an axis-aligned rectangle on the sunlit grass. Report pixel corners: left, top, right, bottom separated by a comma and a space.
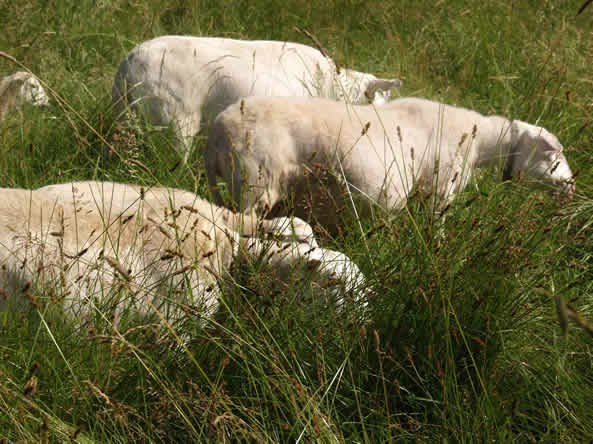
0, 0, 592, 441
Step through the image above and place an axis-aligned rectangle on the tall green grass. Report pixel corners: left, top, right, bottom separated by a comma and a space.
1, 0, 593, 441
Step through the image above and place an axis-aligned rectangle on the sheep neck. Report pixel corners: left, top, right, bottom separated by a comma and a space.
474, 116, 514, 173
502, 123, 521, 181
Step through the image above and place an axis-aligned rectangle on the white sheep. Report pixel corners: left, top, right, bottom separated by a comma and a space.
0, 71, 49, 119
204, 96, 575, 228
0, 181, 367, 324
112, 36, 402, 160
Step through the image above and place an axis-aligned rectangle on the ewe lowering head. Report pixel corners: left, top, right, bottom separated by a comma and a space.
506, 121, 575, 195
0, 72, 49, 108
365, 77, 403, 104
20, 74, 49, 107
336, 69, 402, 105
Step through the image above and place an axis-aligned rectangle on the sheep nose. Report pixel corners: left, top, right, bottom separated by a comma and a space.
561, 181, 575, 199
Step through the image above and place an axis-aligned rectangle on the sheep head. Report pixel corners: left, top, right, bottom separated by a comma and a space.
507, 121, 575, 195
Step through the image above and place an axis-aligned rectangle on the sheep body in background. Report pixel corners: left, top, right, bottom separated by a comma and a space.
112, 36, 401, 159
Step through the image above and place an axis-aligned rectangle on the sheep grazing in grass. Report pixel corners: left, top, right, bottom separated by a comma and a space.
112, 36, 402, 160
0, 72, 49, 119
204, 96, 575, 228
0, 181, 367, 324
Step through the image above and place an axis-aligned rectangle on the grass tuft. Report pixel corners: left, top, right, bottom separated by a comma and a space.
1, 0, 593, 441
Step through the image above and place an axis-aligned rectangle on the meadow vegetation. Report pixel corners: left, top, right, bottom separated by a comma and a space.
1, 0, 593, 441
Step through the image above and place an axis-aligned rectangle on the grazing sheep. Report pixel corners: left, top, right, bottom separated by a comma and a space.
204, 96, 575, 228
0, 181, 367, 324
0, 72, 49, 119
112, 36, 401, 160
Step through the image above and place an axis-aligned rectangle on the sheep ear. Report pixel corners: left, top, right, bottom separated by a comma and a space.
8, 77, 26, 93
366, 78, 402, 94
535, 134, 563, 155
518, 123, 563, 156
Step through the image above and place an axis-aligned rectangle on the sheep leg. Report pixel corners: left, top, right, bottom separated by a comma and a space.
174, 113, 201, 162
436, 165, 472, 215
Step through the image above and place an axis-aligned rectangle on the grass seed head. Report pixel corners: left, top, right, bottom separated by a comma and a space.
458, 132, 468, 147
23, 375, 38, 397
